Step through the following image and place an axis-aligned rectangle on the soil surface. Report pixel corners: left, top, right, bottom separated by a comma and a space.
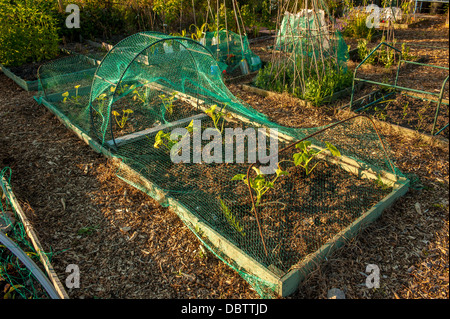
358, 92, 449, 139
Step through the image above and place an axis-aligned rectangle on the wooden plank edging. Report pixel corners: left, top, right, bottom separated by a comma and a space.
1, 176, 69, 299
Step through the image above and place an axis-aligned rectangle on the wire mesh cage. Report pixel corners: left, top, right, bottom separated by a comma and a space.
202, 30, 262, 75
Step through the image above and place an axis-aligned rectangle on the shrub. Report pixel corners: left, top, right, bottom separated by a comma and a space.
0, 0, 60, 67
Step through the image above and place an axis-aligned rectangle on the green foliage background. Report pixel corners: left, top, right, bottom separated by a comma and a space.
0, 0, 60, 67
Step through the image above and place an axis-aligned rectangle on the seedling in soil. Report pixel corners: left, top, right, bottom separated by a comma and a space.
91, 93, 109, 118
375, 174, 391, 191
115, 84, 130, 97
62, 85, 82, 105
401, 43, 414, 61
159, 92, 177, 115
375, 107, 387, 121
77, 225, 99, 236
402, 102, 409, 120
232, 141, 340, 206
232, 166, 288, 207
291, 141, 341, 176
129, 82, 151, 104
153, 130, 178, 151
372, 99, 394, 121
112, 109, 134, 129
219, 197, 246, 236
204, 103, 228, 134
152, 120, 195, 152
416, 102, 431, 132
3, 285, 24, 299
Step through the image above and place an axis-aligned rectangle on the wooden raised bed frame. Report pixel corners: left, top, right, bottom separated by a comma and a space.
36, 79, 410, 297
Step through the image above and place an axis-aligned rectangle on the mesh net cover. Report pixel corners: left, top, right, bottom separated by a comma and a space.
35, 31, 408, 298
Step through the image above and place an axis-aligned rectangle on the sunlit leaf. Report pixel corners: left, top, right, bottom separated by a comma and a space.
231, 174, 246, 181
325, 142, 341, 157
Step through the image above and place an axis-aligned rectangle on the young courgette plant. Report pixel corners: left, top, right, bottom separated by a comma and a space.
204, 103, 228, 134
152, 120, 195, 152
112, 109, 134, 129
62, 85, 82, 105
232, 140, 341, 207
231, 166, 288, 207
290, 140, 341, 175
159, 92, 177, 116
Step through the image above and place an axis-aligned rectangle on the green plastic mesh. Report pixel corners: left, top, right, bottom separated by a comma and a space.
202, 30, 262, 75
255, 7, 350, 105
0, 167, 53, 299
35, 32, 405, 298
276, 9, 349, 65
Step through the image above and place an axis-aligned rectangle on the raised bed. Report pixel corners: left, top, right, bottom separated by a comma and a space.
33, 32, 412, 297
0, 63, 41, 91
1, 170, 68, 299
344, 89, 449, 148
35, 78, 409, 297
240, 79, 449, 148
0, 49, 74, 91
349, 42, 449, 145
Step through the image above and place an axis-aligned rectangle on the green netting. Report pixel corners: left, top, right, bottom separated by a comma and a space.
0, 167, 54, 299
34, 31, 406, 298
255, 5, 351, 106
276, 9, 349, 65
202, 30, 262, 75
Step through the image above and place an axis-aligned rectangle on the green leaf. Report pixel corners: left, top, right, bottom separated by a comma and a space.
205, 104, 216, 115
295, 140, 311, 151
4, 285, 23, 299
325, 142, 341, 157
231, 174, 246, 181
219, 198, 230, 214
293, 152, 308, 166
252, 167, 263, 176
154, 131, 164, 148
253, 175, 265, 189
276, 168, 289, 177
293, 153, 302, 166
185, 119, 194, 133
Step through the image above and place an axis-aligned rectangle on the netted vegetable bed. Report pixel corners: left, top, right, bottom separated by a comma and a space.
34, 31, 409, 298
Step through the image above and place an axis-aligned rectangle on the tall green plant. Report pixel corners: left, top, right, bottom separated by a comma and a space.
255, 59, 353, 106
